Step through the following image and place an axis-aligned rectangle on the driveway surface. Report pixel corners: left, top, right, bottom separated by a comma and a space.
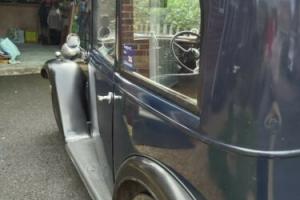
0, 75, 91, 200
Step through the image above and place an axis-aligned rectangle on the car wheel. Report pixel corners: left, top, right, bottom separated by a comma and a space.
51, 85, 64, 135
133, 194, 154, 200
114, 180, 155, 200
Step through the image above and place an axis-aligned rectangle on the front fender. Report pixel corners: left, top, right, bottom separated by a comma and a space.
41, 58, 89, 141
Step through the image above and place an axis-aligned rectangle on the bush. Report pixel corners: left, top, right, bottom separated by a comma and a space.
134, 0, 201, 31
165, 0, 201, 30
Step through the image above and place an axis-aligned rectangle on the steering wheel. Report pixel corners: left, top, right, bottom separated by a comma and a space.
170, 31, 201, 73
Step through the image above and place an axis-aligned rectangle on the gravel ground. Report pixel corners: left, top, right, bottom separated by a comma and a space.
0, 75, 91, 200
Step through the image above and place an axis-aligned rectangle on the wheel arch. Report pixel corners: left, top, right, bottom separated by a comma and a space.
113, 155, 205, 200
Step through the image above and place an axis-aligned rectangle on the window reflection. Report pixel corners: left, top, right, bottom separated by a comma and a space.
93, 0, 116, 63
121, 0, 201, 102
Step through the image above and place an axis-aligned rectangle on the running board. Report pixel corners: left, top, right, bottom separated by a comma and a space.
66, 138, 113, 200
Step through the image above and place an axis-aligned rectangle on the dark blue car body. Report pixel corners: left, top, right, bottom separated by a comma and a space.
42, 0, 300, 199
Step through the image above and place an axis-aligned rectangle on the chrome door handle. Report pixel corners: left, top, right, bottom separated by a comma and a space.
98, 92, 113, 104
97, 92, 122, 104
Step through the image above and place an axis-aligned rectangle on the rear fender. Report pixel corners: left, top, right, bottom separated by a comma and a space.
41, 59, 89, 141
113, 156, 205, 200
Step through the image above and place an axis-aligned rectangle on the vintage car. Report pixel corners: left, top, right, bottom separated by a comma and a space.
42, 0, 300, 199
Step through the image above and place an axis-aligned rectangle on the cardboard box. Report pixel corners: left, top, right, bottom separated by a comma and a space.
25, 31, 38, 43
0, 58, 9, 64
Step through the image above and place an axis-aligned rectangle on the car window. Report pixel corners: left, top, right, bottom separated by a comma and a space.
120, 0, 201, 106
93, 0, 116, 64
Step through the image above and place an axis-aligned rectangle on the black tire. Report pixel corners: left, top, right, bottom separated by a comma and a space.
114, 180, 155, 200
51, 85, 64, 135
133, 193, 154, 200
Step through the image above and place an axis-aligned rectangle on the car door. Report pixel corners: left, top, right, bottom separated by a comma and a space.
113, 0, 202, 179
89, 0, 117, 169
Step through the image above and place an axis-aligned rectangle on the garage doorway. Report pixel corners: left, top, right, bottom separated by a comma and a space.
0, 0, 90, 75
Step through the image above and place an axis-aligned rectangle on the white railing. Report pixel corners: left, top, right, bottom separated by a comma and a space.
134, 23, 182, 36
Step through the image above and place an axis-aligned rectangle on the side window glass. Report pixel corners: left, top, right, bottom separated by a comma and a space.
121, 0, 201, 104
93, 0, 116, 63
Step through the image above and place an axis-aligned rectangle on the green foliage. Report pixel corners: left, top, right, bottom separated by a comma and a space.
134, 0, 151, 24
165, 0, 201, 30
134, 0, 201, 31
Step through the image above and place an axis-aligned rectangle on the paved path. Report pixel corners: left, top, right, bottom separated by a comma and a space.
0, 44, 57, 76
0, 75, 91, 200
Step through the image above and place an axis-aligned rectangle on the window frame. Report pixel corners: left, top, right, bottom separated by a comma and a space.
91, 0, 117, 66
120, 70, 200, 113
116, 0, 203, 114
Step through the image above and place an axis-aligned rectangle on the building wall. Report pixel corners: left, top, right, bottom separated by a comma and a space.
121, 0, 150, 77
0, 3, 39, 37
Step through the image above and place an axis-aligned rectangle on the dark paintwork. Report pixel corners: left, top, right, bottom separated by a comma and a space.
90, 50, 115, 170
88, 51, 197, 199
43, 0, 300, 199
198, 0, 300, 199
114, 0, 300, 199
201, 0, 300, 153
